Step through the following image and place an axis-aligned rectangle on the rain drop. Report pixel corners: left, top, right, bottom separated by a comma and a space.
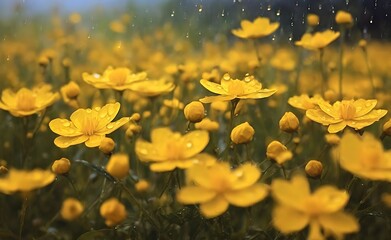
186, 142, 193, 148
106, 123, 114, 129
223, 73, 231, 80
62, 122, 71, 127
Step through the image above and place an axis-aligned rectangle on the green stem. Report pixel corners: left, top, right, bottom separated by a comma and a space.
338, 28, 345, 100
362, 48, 376, 98
319, 49, 327, 96
252, 39, 262, 65
19, 196, 29, 240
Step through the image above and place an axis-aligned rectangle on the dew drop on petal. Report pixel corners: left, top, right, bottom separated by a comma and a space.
62, 122, 71, 127
140, 149, 148, 155
223, 73, 231, 81
93, 73, 100, 78
106, 123, 114, 129
186, 142, 193, 148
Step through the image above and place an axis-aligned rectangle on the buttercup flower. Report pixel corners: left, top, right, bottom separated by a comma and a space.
60, 198, 84, 221
199, 73, 276, 103
0, 85, 59, 117
230, 122, 255, 144
129, 78, 175, 97
177, 162, 268, 218
272, 175, 359, 239
288, 94, 323, 111
52, 157, 71, 175
306, 99, 387, 133
100, 198, 127, 227
305, 160, 323, 178
49, 102, 129, 148
232, 17, 279, 39
266, 141, 293, 165
279, 112, 299, 133
295, 30, 340, 50
105, 153, 130, 179
0, 169, 55, 194
82, 66, 147, 91
338, 131, 391, 181
135, 128, 215, 172
184, 101, 205, 123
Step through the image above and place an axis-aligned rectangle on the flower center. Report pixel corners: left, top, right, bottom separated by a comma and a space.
227, 80, 245, 96
165, 139, 185, 160
16, 89, 36, 111
109, 68, 128, 86
304, 196, 325, 216
82, 114, 99, 136
339, 101, 356, 120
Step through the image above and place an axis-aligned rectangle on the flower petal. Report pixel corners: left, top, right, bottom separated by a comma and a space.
306, 108, 341, 125
313, 186, 349, 212
135, 139, 167, 162
239, 89, 277, 99
54, 135, 89, 148
177, 186, 217, 204
272, 204, 309, 233
182, 130, 209, 158
199, 95, 236, 103
95, 102, 121, 130
97, 117, 129, 134
271, 175, 310, 211
328, 121, 347, 133
49, 118, 83, 137
353, 99, 377, 117
318, 212, 359, 234
224, 184, 268, 207
200, 196, 229, 218
318, 101, 340, 119
150, 162, 176, 172
85, 135, 105, 148
232, 163, 261, 189
200, 79, 227, 95
69, 108, 89, 130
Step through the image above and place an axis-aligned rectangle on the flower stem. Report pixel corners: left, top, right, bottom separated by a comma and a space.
362, 48, 376, 97
338, 28, 345, 100
19, 195, 29, 240
319, 49, 327, 96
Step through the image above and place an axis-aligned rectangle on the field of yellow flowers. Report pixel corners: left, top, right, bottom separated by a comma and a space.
1, 6, 391, 240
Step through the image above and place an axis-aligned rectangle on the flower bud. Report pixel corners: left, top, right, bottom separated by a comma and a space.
130, 113, 141, 122
106, 153, 129, 179
99, 137, 115, 154
279, 112, 299, 133
61, 81, 80, 99
359, 39, 367, 48
230, 122, 255, 144
382, 119, 391, 136
325, 134, 340, 145
100, 198, 127, 227
195, 118, 220, 131
126, 123, 142, 138
335, 11, 353, 26
135, 179, 150, 192
184, 101, 205, 123
307, 14, 319, 26
305, 160, 323, 178
266, 141, 292, 165
60, 198, 84, 221
52, 158, 71, 175
324, 89, 338, 102
38, 56, 49, 67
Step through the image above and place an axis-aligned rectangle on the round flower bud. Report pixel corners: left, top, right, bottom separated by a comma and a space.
195, 118, 220, 132
382, 119, 391, 136
130, 113, 141, 122
38, 56, 49, 67
184, 101, 205, 123
266, 141, 292, 165
62, 58, 72, 67
100, 198, 127, 227
126, 123, 142, 138
62, 81, 80, 99
135, 179, 150, 192
324, 89, 338, 102
52, 158, 71, 175
106, 153, 129, 179
305, 160, 323, 178
230, 122, 255, 144
358, 39, 367, 48
335, 11, 353, 26
279, 112, 299, 133
325, 134, 340, 145
307, 14, 319, 26
60, 198, 84, 221
99, 137, 115, 155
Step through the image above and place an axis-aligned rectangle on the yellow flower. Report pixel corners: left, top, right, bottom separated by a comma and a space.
230, 122, 255, 144
306, 99, 387, 133
177, 162, 268, 218
272, 175, 359, 240
279, 112, 299, 133
295, 30, 340, 50
110, 20, 126, 33
266, 141, 293, 165
128, 78, 175, 97
338, 131, 391, 181
99, 137, 116, 154
199, 73, 276, 103
270, 50, 296, 71
0, 169, 55, 194
60, 81, 80, 101
184, 101, 205, 123
135, 179, 150, 192
307, 14, 319, 26
232, 17, 279, 39
60, 198, 84, 221
135, 128, 215, 172
82, 66, 147, 91
288, 94, 323, 111
100, 198, 127, 227
335, 11, 353, 25
105, 153, 130, 179
49, 102, 129, 148
0, 85, 59, 117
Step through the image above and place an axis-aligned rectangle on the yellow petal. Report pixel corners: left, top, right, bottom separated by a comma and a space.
200, 79, 227, 95
54, 135, 89, 148
353, 99, 377, 117
317, 101, 340, 119
271, 175, 310, 211
313, 186, 349, 212
97, 117, 130, 134
49, 118, 83, 137
272, 204, 309, 233
318, 212, 359, 234
151, 128, 175, 143
224, 184, 268, 207
150, 162, 176, 172
135, 139, 167, 162
85, 135, 105, 148
95, 102, 121, 130
328, 122, 347, 133
232, 163, 261, 190
306, 108, 341, 125
69, 108, 88, 130
182, 130, 209, 158
239, 89, 277, 99
199, 95, 236, 103
177, 186, 217, 204
200, 196, 229, 218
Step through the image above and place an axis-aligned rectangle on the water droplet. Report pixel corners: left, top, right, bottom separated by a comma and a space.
223, 73, 231, 81
351, 121, 356, 125
267, 5, 271, 11
99, 112, 107, 118
107, 123, 114, 129
365, 103, 372, 107
276, 10, 280, 16
86, 109, 92, 113
93, 73, 100, 78
170, 11, 175, 17
186, 142, 193, 148
94, 107, 101, 111
63, 122, 71, 127
197, 4, 203, 12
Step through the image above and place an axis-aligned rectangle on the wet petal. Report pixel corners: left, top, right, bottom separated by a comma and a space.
135, 139, 167, 162
70, 108, 88, 130
182, 130, 209, 158
328, 121, 347, 133
85, 135, 105, 148
49, 118, 83, 137
54, 135, 89, 148
97, 117, 129, 134
200, 196, 229, 218
177, 186, 217, 204
239, 89, 277, 99
95, 102, 121, 129
306, 108, 341, 125
272, 204, 309, 233
232, 163, 261, 190
224, 184, 268, 207
200, 79, 227, 95
353, 99, 377, 117
318, 101, 340, 119
199, 95, 236, 103
150, 162, 176, 172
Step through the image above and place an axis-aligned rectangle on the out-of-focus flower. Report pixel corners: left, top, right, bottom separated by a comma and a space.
129, 78, 175, 97
382, 118, 391, 136
307, 14, 319, 26
0, 85, 59, 117
135, 179, 150, 192
270, 50, 296, 71
200, 73, 276, 103
184, 101, 205, 123
338, 131, 391, 181
0, 169, 55, 194
52, 158, 71, 175
358, 39, 367, 48
100, 198, 127, 227
60, 198, 84, 221
135, 128, 215, 172
163, 98, 184, 110
230, 122, 255, 144
68, 12, 81, 24
99, 137, 116, 154
295, 30, 340, 50
266, 141, 293, 165
271, 175, 359, 239
279, 112, 299, 133
288, 94, 323, 111
325, 134, 340, 145
305, 160, 323, 178
110, 20, 126, 33
49, 102, 129, 148
60, 81, 80, 101
106, 153, 129, 179
195, 118, 220, 132
83, 66, 147, 91
210, 101, 228, 112
335, 11, 353, 26
382, 193, 391, 208
177, 162, 268, 218
232, 17, 279, 39
306, 99, 387, 133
